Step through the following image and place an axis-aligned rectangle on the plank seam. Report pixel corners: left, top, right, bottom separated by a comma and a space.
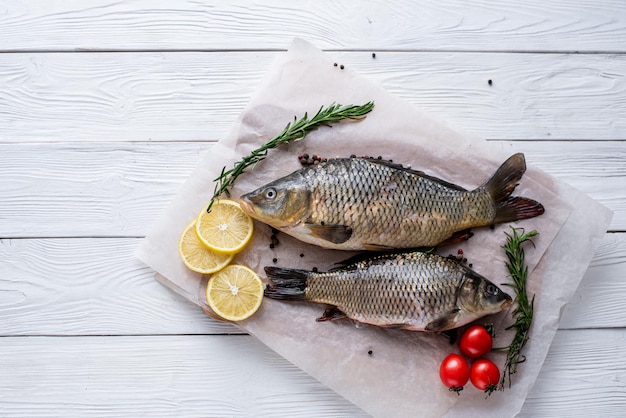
1, 49, 626, 55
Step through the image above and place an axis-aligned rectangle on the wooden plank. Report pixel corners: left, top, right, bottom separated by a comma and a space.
0, 140, 623, 238
521, 329, 626, 416
0, 331, 624, 416
502, 140, 626, 231
1, 0, 625, 53
0, 233, 624, 336
559, 232, 626, 329
0, 238, 241, 336
0, 335, 368, 416
0, 142, 205, 238
1, 51, 625, 142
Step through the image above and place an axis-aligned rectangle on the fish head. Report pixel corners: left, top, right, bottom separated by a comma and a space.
457, 274, 513, 317
239, 172, 311, 229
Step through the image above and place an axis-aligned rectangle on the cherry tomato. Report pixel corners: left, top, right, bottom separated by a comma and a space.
459, 325, 493, 358
470, 359, 500, 394
439, 353, 470, 393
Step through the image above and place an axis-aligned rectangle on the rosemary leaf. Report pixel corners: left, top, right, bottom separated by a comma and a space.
500, 227, 538, 390
207, 101, 375, 212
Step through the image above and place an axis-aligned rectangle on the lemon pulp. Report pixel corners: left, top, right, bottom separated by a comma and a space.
206, 264, 264, 322
195, 200, 254, 254
178, 220, 234, 274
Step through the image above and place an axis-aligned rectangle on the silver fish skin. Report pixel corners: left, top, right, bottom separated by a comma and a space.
264, 251, 513, 332
239, 153, 544, 251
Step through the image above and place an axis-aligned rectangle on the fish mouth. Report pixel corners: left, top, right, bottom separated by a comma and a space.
238, 195, 256, 216
501, 298, 513, 309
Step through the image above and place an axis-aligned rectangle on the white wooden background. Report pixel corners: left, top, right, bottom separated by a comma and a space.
1, 1, 625, 416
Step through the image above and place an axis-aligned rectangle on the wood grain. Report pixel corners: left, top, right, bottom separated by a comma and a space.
0, 142, 204, 238
559, 232, 626, 329
0, 2, 624, 416
1, 0, 625, 53
0, 238, 240, 336
504, 140, 626, 231
0, 335, 367, 416
0, 141, 623, 239
1, 52, 625, 142
522, 329, 626, 416
0, 331, 624, 416
0, 232, 623, 336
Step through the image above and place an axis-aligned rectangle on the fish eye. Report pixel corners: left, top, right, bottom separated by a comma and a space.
264, 187, 277, 201
486, 284, 499, 296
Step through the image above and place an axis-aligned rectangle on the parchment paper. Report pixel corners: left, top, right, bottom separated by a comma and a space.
136, 39, 613, 417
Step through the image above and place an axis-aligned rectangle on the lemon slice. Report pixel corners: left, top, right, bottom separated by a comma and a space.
206, 264, 264, 322
179, 220, 234, 274
196, 200, 254, 254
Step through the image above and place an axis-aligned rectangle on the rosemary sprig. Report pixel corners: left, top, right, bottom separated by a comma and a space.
207, 101, 375, 212
500, 227, 538, 390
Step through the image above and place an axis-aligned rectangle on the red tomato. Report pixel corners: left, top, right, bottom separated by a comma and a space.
439, 353, 470, 393
459, 325, 493, 358
470, 359, 500, 394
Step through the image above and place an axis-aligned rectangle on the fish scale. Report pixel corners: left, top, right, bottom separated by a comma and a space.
345, 161, 465, 242
240, 153, 543, 250
264, 251, 512, 332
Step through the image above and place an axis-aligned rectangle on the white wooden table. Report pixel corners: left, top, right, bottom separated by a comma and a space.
1, 1, 625, 416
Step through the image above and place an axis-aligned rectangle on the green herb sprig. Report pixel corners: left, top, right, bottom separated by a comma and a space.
207, 101, 375, 212
500, 227, 538, 390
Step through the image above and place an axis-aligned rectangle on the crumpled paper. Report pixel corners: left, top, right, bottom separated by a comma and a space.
136, 39, 613, 417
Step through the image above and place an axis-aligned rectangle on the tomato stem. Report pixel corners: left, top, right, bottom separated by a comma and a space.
483, 323, 495, 339
484, 384, 499, 398
449, 386, 464, 395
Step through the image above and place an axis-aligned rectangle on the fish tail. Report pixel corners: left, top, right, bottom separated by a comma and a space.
264, 266, 309, 300
483, 153, 545, 223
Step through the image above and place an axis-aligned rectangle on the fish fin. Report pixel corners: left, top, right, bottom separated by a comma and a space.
305, 223, 353, 244
367, 158, 468, 191
381, 323, 412, 329
494, 196, 545, 224
436, 229, 474, 247
331, 248, 434, 271
331, 250, 394, 270
483, 153, 545, 222
264, 266, 309, 301
316, 306, 347, 322
363, 243, 395, 251
425, 309, 461, 332
483, 153, 527, 201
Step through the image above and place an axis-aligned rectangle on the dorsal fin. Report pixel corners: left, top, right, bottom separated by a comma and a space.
364, 158, 468, 192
